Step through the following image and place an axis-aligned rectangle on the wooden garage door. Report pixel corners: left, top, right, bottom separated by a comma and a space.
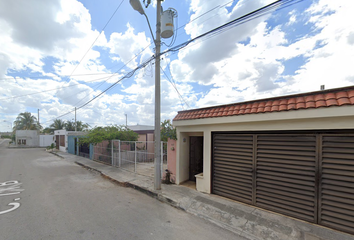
256, 134, 317, 223
212, 134, 254, 204
320, 135, 354, 234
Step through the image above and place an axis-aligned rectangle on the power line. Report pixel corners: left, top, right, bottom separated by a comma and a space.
160, 66, 190, 109
0, 75, 116, 101
69, 0, 125, 76
44, 0, 302, 123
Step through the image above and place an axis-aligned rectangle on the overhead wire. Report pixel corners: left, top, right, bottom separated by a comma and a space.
45, 0, 303, 123
160, 66, 190, 109
69, 0, 125, 76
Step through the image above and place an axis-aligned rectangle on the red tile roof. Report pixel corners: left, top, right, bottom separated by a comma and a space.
173, 86, 354, 121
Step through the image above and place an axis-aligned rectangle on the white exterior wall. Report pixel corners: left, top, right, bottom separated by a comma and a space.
39, 135, 55, 147
174, 106, 354, 194
54, 130, 68, 152
15, 130, 39, 147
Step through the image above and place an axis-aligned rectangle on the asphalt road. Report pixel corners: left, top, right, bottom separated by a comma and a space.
0, 140, 242, 240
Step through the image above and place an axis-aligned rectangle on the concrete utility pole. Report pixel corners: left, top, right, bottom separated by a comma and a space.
75, 107, 77, 132
125, 113, 127, 127
129, 0, 162, 190
38, 109, 40, 126
154, 0, 162, 190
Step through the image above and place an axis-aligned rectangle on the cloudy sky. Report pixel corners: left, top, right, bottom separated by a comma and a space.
0, 0, 353, 131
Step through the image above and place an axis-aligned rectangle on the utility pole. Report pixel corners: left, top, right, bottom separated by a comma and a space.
154, 0, 162, 190
75, 107, 77, 132
125, 113, 127, 127
38, 109, 40, 127
129, 0, 163, 190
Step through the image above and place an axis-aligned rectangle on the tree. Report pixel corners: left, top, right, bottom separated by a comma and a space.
50, 119, 66, 131
161, 119, 176, 142
13, 112, 40, 130
65, 120, 90, 131
79, 125, 138, 145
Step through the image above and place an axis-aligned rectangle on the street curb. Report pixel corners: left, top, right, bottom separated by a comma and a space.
74, 161, 183, 211
50, 151, 64, 159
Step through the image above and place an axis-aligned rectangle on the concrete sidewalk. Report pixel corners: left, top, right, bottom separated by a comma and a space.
51, 151, 354, 240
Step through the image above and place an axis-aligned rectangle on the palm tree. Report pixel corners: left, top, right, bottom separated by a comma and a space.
50, 119, 66, 131
13, 112, 39, 130
65, 120, 90, 131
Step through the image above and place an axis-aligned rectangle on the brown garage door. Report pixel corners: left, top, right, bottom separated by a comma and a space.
212, 132, 354, 235
212, 134, 254, 204
319, 135, 354, 234
256, 134, 317, 223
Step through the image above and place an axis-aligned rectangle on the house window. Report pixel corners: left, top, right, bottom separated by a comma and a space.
21, 139, 26, 145
18, 139, 21, 145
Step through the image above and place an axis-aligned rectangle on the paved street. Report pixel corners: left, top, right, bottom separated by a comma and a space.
0, 140, 242, 240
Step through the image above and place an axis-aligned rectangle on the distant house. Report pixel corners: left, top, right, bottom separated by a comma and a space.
173, 85, 354, 236
16, 130, 39, 146
54, 130, 88, 156
127, 124, 154, 154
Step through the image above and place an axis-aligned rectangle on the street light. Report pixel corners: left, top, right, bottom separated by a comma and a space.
130, 0, 162, 190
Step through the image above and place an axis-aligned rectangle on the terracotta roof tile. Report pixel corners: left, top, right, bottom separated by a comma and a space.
258, 102, 265, 108
336, 91, 348, 99
326, 99, 338, 106
296, 102, 306, 109
296, 97, 305, 103
314, 94, 325, 101
279, 104, 288, 111
288, 103, 296, 110
349, 97, 354, 105
257, 107, 265, 113
271, 105, 279, 111
316, 100, 327, 108
264, 106, 272, 112
305, 95, 315, 102
305, 101, 316, 108
348, 90, 354, 98
173, 86, 354, 121
337, 97, 351, 105
288, 98, 296, 104
325, 93, 336, 100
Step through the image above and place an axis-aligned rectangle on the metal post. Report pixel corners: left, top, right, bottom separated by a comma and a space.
154, 0, 162, 190
118, 140, 121, 167
111, 140, 114, 166
134, 141, 137, 172
76, 137, 79, 156
161, 141, 163, 179
75, 107, 77, 132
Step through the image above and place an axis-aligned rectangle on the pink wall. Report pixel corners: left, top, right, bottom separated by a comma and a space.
166, 138, 177, 183
147, 133, 154, 154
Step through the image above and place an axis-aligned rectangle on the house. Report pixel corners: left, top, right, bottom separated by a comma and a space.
16, 130, 40, 146
54, 130, 90, 158
173, 86, 354, 236
127, 124, 154, 154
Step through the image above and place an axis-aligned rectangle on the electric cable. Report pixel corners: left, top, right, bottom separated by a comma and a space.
69, 0, 125, 76
44, 0, 302, 123
161, 66, 190, 109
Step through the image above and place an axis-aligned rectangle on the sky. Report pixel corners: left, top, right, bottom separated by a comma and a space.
1, 0, 354, 131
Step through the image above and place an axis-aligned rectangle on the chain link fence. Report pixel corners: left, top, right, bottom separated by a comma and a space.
92, 140, 167, 178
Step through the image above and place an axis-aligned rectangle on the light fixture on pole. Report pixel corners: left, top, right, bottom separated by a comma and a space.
130, 0, 162, 190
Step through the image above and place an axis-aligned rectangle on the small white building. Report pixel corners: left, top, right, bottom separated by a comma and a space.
16, 130, 40, 147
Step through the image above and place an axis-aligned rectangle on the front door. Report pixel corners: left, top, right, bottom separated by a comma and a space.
189, 136, 203, 181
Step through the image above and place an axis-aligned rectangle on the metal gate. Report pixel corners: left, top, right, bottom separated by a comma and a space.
212, 132, 354, 235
